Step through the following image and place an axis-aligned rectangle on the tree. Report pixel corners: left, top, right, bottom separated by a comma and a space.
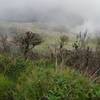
15, 31, 42, 59
59, 35, 69, 67
59, 35, 69, 49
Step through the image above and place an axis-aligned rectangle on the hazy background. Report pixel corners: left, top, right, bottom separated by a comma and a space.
0, 0, 100, 34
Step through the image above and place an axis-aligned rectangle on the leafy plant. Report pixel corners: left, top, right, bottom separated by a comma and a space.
0, 74, 14, 100
14, 60, 100, 100
6, 57, 33, 81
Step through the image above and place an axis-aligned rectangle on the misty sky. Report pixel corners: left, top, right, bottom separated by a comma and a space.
0, 0, 100, 32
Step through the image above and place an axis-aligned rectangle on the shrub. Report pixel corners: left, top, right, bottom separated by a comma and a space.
14, 31, 43, 59
6, 57, 33, 81
0, 54, 33, 81
0, 54, 12, 74
0, 74, 14, 100
14, 61, 100, 100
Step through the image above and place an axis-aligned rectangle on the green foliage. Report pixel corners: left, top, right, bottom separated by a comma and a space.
5, 57, 33, 81
33, 59, 55, 68
0, 54, 12, 73
59, 35, 69, 49
0, 54, 34, 99
0, 54, 33, 81
60, 35, 69, 43
0, 54, 99, 100
72, 40, 80, 50
0, 74, 14, 100
14, 60, 100, 100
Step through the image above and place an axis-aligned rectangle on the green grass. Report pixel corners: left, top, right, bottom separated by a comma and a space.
0, 55, 99, 100
0, 74, 14, 99
14, 60, 100, 100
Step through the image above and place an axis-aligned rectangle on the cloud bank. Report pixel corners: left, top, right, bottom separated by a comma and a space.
0, 0, 100, 33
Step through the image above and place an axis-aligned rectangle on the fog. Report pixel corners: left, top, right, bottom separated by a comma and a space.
0, 0, 100, 33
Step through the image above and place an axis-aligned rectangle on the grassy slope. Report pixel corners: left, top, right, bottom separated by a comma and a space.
14, 60, 100, 100
0, 54, 99, 100
0, 22, 99, 99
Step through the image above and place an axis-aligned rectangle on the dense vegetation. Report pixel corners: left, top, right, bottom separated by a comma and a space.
0, 55, 99, 100
0, 31, 100, 100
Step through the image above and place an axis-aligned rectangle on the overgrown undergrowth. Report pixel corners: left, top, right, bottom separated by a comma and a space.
0, 54, 100, 100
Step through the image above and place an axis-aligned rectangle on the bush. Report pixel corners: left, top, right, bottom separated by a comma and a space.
0, 54, 12, 74
0, 74, 14, 100
5, 57, 33, 81
0, 54, 32, 81
14, 31, 43, 59
14, 61, 100, 100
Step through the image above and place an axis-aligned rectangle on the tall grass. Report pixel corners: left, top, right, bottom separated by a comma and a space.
14, 60, 100, 100
0, 54, 99, 100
